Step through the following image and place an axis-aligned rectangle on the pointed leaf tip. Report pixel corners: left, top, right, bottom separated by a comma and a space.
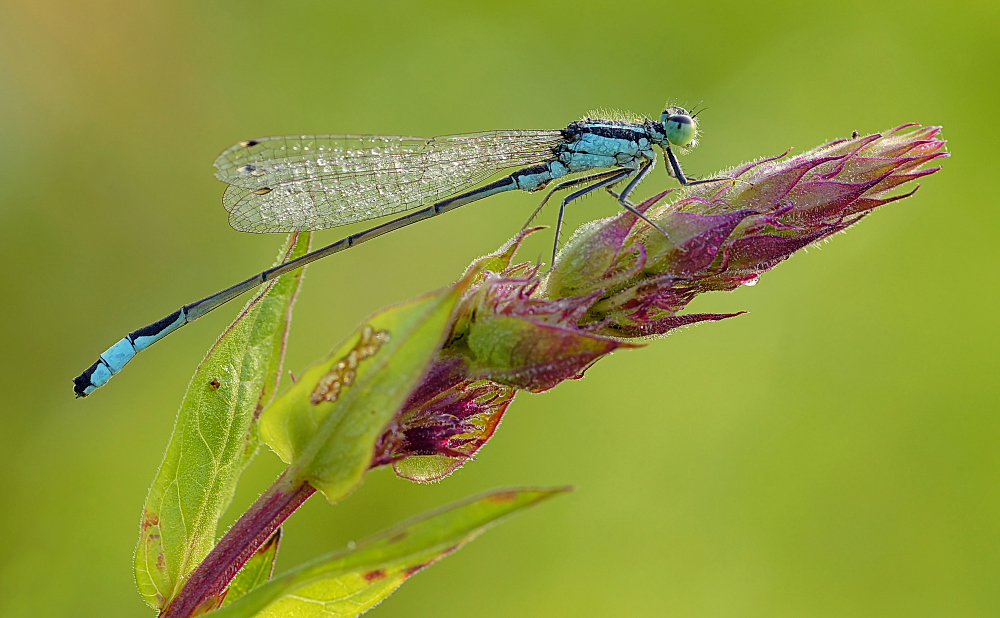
204, 487, 568, 618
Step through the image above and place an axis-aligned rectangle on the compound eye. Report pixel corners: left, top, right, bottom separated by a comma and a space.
663, 113, 697, 146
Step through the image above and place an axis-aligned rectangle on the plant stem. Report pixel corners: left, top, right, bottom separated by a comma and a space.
160, 471, 316, 618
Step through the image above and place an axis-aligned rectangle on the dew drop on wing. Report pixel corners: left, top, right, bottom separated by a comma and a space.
742, 275, 760, 287
237, 164, 259, 177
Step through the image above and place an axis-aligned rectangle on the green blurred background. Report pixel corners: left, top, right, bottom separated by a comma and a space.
1, 0, 997, 615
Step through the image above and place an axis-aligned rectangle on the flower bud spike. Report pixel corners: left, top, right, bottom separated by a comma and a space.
372, 125, 946, 482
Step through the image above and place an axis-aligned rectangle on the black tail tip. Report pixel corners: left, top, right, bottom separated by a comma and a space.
72, 376, 90, 398
73, 361, 101, 398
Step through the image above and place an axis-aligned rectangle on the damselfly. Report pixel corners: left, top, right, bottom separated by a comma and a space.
73, 105, 733, 397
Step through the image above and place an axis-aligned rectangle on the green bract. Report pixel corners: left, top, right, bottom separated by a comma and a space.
260, 269, 476, 503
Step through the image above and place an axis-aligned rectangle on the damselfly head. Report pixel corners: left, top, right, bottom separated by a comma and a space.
661, 106, 698, 147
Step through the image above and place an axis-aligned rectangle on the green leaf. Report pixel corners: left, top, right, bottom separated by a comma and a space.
221, 528, 282, 608
261, 270, 475, 503
136, 233, 311, 610
205, 487, 569, 618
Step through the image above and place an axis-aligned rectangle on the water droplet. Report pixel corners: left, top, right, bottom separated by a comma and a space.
742, 275, 760, 287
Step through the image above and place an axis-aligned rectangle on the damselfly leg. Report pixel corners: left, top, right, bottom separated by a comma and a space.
521, 168, 628, 230
550, 169, 635, 265
663, 144, 749, 187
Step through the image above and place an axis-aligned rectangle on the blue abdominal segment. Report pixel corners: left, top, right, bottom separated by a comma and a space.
73, 309, 187, 396
130, 308, 188, 351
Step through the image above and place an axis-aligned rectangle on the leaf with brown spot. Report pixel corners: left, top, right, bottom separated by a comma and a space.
135, 233, 310, 611
204, 487, 569, 618
260, 269, 477, 503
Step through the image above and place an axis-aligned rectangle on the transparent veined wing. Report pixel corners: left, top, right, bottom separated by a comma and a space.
213, 131, 565, 233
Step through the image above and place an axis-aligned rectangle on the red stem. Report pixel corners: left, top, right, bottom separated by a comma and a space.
160, 472, 316, 618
